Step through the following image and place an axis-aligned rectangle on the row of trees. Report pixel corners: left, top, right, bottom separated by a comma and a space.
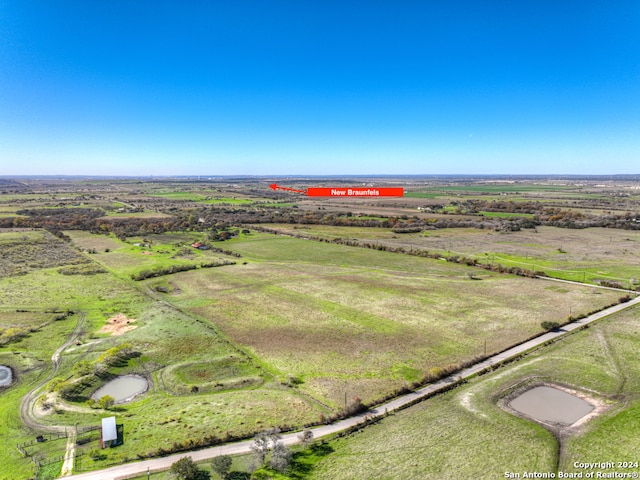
129, 260, 237, 281
167, 428, 314, 479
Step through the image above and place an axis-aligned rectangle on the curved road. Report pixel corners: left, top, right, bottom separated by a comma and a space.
20, 312, 86, 434
64, 294, 640, 480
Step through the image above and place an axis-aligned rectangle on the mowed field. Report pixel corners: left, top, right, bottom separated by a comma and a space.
161, 232, 622, 407
307, 304, 640, 479
259, 224, 640, 288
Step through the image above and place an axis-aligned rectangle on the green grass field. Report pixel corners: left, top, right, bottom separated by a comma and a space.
479, 211, 536, 218
148, 192, 211, 201
0, 225, 634, 479
0, 230, 323, 477
304, 305, 640, 479
63, 231, 239, 280
121, 302, 640, 479
163, 232, 621, 408
148, 192, 255, 204
412, 184, 575, 193
258, 224, 640, 288
0, 307, 92, 479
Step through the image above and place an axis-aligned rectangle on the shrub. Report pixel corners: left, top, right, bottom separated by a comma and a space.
88, 448, 106, 461
541, 321, 560, 331
98, 395, 115, 409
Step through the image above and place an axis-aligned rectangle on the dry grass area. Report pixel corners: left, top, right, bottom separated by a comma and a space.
0, 229, 90, 277
307, 305, 640, 479
62, 230, 124, 252
98, 313, 137, 335
262, 224, 640, 286
165, 234, 623, 408
262, 224, 640, 265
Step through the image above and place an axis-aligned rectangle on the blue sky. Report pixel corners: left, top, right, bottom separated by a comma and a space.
1, 1, 639, 176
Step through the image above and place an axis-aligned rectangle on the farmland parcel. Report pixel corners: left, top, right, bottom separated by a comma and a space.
1, 177, 638, 479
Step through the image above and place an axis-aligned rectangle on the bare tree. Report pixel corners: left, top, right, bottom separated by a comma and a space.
269, 441, 293, 473
251, 427, 286, 470
250, 431, 270, 465
298, 429, 314, 449
266, 426, 282, 445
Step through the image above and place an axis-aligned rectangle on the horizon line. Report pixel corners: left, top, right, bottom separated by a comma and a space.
2, 174, 640, 179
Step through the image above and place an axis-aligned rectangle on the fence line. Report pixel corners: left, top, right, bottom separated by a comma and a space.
18, 431, 68, 450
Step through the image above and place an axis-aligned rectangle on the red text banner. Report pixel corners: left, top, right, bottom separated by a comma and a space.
307, 187, 404, 197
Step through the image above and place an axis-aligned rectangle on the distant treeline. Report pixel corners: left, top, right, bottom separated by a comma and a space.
2, 203, 639, 240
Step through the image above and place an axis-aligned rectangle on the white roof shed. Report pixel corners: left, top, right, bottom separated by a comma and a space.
102, 416, 117, 442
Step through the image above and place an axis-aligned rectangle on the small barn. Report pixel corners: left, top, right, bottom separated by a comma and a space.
100, 417, 118, 448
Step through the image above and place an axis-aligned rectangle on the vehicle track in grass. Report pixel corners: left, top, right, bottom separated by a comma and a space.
19, 312, 86, 434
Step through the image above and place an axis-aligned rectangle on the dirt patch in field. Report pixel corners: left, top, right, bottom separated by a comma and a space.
99, 313, 137, 336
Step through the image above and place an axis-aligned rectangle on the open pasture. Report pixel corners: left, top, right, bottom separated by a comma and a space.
0, 192, 115, 215
0, 230, 326, 476
43, 303, 321, 469
165, 233, 621, 408
0, 310, 58, 329
102, 211, 172, 219
0, 268, 144, 318
0, 310, 88, 480
259, 224, 640, 288
160, 356, 264, 395
62, 230, 124, 252
147, 191, 262, 205
306, 304, 640, 479
64, 231, 239, 279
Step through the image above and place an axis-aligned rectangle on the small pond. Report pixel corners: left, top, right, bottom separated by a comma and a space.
509, 385, 594, 425
0, 365, 12, 387
92, 375, 148, 403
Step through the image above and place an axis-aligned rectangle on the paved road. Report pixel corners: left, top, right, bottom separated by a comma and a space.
535, 275, 638, 293
66, 295, 640, 480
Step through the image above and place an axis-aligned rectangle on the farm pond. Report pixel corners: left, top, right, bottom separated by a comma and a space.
508, 385, 594, 425
92, 375, 148, 403
0, 365, 12, 387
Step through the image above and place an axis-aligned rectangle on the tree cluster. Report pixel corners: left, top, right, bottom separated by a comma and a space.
250, 427, 293, 474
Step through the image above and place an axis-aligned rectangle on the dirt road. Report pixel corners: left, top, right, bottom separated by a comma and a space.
19, 312, 85, 434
